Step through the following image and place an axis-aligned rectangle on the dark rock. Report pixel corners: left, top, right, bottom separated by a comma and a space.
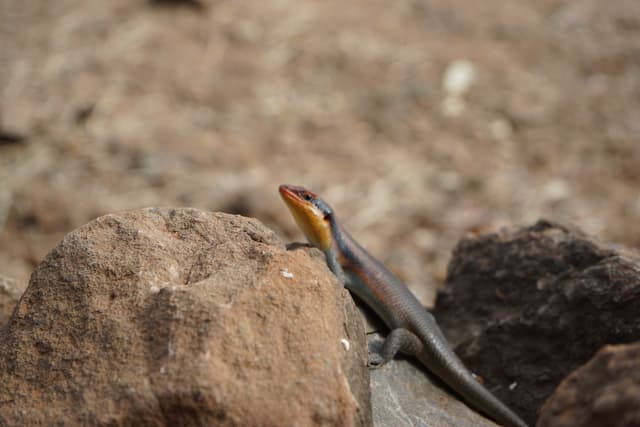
148, 0, 204, 10
0, 130, 26, 146
433, 220, 640, 426
0, 208, 370, 427
538, 342, 640, 427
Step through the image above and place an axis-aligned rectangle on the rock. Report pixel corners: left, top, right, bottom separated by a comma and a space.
0, 274, 22, 326
442, 59, 477, 97
433, 220, 640, 426
538, 342, 640, 427
0, 208, 370, 427
149, 0, 203, 8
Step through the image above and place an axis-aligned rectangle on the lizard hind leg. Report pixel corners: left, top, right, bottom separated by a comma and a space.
368, 328, 424, 369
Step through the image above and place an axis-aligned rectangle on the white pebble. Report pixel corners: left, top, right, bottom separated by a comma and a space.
442, 59, 476, 96
543, 179, 571, 202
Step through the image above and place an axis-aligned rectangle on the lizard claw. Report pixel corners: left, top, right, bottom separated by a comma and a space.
368, 352, 388, 369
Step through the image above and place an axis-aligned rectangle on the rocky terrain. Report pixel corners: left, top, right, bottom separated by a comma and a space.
2, 0, 639, 307
1, 211, 639, 426
1, 1, 639, 426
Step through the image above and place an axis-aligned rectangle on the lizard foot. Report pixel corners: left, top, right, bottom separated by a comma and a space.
367, 352, 389, 369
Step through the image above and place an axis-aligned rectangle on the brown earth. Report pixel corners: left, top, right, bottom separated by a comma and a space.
1, 0, 640, 306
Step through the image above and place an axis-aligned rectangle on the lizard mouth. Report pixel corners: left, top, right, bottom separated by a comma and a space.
278, 184, 317, 207
278, 184, 298, 203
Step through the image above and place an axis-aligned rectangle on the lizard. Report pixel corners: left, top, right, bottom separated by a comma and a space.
278, 184, 528, 427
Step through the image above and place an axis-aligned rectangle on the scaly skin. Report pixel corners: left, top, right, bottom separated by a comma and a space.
279, 184, 528, 427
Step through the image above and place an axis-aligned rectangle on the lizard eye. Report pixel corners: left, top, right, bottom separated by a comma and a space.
302, 193, 313, 201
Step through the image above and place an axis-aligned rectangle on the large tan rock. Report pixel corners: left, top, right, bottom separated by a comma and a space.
0, 208, 370, 426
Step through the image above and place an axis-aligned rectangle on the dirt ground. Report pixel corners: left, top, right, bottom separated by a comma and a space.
1, 0, 639, 305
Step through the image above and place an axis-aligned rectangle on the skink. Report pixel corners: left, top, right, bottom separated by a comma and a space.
279, 184, 528, 427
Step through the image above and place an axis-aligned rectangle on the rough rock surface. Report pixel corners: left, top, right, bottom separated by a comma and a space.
433, 220, 640, 426
0, 208, 370, 427
538, 342, 640, 427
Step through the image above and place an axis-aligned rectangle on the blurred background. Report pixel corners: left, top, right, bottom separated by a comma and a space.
1, 0, 639, 305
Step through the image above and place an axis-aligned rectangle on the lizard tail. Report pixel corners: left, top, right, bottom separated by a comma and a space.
415, 328, 529, 427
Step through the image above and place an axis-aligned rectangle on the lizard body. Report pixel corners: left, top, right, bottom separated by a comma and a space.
279, 184, 528, 427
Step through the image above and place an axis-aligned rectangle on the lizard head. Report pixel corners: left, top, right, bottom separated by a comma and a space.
278, 184, 334, 251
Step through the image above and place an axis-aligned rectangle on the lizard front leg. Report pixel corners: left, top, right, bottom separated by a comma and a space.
369, 328, 423, 368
